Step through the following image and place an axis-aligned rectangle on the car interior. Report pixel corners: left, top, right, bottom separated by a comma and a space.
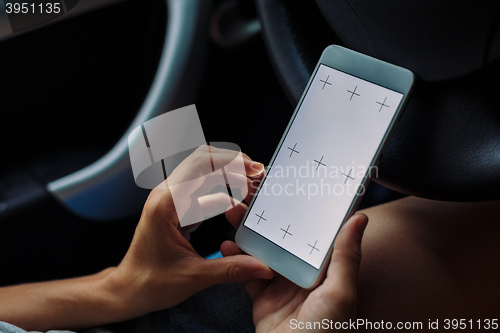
1, 0, 499, 324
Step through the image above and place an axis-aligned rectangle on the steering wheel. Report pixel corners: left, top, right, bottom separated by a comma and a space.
0, 0, 212, 220
4, 0, 499, 223
255, 0, 500, 201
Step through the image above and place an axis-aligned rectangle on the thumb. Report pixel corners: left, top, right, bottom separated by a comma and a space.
320, 213, 368, 316
195, 255, 274, 288
332, 213, 368, 274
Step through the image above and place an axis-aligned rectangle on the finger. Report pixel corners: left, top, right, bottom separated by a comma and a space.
224, 171, 251, 203
329, 213, 368, 277
194, 255, 274, 289
170, 146, 246, 180
244, 178, 261, 204
220, 242, 273, 302
248, 169, 265, 181
242, 278, 274, 302
198, 192, 239, 218
209, 147, 264, 177
225, 201, 248, 229
169, 146, 263, 194
176, 191, 242, 227
246, 161, 265, 178
170, 170, 248, 216
321, 213, 368, 308
189, 171, 249, 199
216, 155, 264, 178
220, 240, 243, 257
224, 177, 261, 229
171, 170, 250, 226
205, 146, 253, 165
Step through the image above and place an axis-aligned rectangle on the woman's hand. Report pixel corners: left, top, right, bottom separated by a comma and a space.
0, 145, 363, 332
223, 202, 368, 333
107, 146, 274, 320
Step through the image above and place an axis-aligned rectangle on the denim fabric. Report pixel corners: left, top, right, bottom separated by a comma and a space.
0, 321, 115, 333
0, 321, 30, 333
0, 321, 76, 333
105, 283, 254, 333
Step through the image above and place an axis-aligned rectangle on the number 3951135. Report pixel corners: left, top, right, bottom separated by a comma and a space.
5, 2, 62, 14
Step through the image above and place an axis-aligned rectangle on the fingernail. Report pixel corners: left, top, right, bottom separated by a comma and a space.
354, 214, 369, 236
250, 162, 265, 175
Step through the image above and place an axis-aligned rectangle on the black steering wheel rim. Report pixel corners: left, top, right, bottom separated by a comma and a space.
255, 0, 500, 201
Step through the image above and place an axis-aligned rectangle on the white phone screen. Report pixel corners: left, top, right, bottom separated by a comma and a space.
243, 64, 404, 269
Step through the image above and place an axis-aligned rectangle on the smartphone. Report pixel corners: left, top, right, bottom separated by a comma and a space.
235, 45, 414, 288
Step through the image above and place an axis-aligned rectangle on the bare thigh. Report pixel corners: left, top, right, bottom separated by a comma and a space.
357, 196, 500, 331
